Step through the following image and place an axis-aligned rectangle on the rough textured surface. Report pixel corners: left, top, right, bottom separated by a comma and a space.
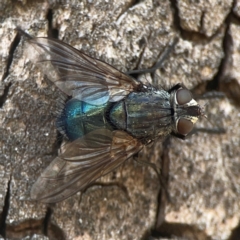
177, 0, 232, 37
0, 0, 240, 240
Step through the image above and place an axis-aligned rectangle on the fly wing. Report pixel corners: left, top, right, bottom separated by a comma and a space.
22, 31, 141, 105
31, 129, 143, 203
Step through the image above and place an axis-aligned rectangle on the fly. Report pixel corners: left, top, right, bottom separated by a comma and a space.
19, 29, 204, 203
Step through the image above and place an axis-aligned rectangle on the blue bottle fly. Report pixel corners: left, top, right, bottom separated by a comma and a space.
19, 30, 203, 203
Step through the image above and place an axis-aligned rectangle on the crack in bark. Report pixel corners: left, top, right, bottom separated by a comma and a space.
169, 0, 228, 42
213, 0, 240, 105
115, 0, 142, 25
1, 32, 21, 83
0, 178, 11, 238
0, 82, 12, 108
43, 207, 52, 236
5, 218, 66, 240
46, 8, 59, 39
0, 32, 21, 108
151, 222, 212, 240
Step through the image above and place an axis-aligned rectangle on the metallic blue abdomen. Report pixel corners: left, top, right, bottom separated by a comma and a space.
57, 99, 112, 141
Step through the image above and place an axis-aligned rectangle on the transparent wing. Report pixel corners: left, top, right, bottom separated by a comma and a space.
23, 32, 141, 105
31, 129, 143, 203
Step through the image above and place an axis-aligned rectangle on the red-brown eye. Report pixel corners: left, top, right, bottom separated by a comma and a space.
176, 89, 193, 105
177, 118, 193, 135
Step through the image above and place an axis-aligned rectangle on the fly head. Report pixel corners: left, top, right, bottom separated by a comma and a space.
169, 83, 204, 139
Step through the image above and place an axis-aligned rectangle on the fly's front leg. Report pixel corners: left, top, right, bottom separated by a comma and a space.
192, 90, 226, 136
126, 37, 179, 77
180, 126, 226, 139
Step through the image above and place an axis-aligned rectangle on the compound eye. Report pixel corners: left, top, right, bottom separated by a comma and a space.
176, 89, 193, 105
177, 118, 193, 135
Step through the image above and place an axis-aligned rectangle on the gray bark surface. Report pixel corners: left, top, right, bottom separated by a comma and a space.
0, 0, 239, 239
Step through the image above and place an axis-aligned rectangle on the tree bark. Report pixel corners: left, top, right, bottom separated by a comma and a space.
0, 0, 239, 239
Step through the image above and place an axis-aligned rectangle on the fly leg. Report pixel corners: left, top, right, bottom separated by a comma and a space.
196, 91, 225, 100
133, 142, 172, 208
187, 126, 226, 137
80, 182, 131, 202
126, 37, 179, 84
155, 137, 172, 228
